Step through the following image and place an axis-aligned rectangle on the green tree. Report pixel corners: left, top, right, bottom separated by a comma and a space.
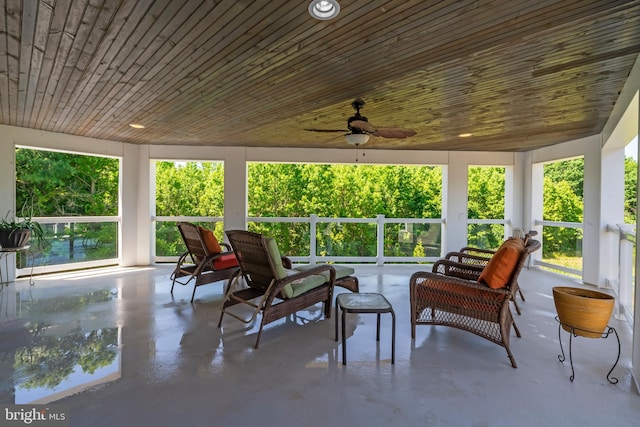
624, 156, 637, 224
246, 163, 442, 258
543, 176, 583, 256
467, 167, 505, 249
15, 148, 120, 264
154, 161, 225, 255
16, 149, 119, 216
544, 158, 584, 200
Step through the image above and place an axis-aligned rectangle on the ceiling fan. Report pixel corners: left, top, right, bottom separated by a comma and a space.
305, 98, 417, 146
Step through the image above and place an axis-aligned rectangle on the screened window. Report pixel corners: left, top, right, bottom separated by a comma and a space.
15, 147, 120, 272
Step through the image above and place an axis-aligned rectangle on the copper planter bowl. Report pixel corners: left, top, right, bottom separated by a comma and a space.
553, 286, 614, 338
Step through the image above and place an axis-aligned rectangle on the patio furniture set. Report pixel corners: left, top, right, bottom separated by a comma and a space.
172, 224, 619, 374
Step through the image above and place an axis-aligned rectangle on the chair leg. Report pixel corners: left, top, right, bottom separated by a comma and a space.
501, 320, 519, 369
190, 285, 197, 303
254, 319, 267, 349
409, 288, 416, 339
518, 288, 525, 301
512, 318, 521, 338
505, 347, 518, 369
512, 296, 521, 315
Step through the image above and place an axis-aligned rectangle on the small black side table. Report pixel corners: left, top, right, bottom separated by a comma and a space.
335, 292, 395, 365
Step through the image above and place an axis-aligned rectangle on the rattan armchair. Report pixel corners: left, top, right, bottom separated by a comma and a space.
444, 235, 541, 314
410, 238, 539, 368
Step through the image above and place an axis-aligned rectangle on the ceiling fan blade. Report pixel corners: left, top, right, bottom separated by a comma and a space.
350, 120, 376, 133
304, 128, 346, 133
373, 127, 417, 138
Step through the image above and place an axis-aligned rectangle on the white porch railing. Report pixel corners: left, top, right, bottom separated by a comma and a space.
248, 214, 445, 265
534, 220, 583, 276
610, 223, 636, 323
16, 216, 120, 276
154, 215, 452, 265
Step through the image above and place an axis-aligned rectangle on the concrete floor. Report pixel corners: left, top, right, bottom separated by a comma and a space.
0, 264, 638, 426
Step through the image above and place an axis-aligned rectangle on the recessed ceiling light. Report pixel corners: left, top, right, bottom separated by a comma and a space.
129, 123, 145, 129
308, 0, 340, 20
458, 133, 473, 137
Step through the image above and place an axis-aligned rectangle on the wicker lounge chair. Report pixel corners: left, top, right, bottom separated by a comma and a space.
218, 229, 358, 348
170, 222, 240, 302
445, 233, 541, 314
410, 237, 540, 368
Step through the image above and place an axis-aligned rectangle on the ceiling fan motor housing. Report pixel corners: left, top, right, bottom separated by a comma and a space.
348, 114, 368, 134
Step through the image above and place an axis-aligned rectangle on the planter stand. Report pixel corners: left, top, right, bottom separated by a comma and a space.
555, 316, 620, 384
0, 246, 35, 286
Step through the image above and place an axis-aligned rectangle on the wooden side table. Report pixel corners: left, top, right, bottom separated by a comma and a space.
335, 292, 395, 365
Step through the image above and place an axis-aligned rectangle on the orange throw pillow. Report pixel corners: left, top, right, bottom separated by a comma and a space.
198, 226, 222, 254
478, 238, 524, 289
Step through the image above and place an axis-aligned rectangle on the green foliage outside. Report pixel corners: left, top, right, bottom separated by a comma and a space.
154, 161, 225, 256
542, 156, 637, 271
15, 148, 639, 265
467, 167, 506, 249
15, 148, 120, 266
246, 163, 443, 258
543, 158, 584, 268
625, 157, 637, 224
16, 149, 119, 216
155, 162, 443, 259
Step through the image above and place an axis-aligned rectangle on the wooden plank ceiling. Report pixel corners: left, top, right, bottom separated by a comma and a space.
1, 0, 639, 152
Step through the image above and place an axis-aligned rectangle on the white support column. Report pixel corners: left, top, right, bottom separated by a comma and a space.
600, 146, 625, 289
139, 145, 152, 265
444, 157, 468, 252
0, 137, 16, 281
223, 147, 247, 232
530, 161, 544, 266
633, 89, 640, 395
582, 137, 603, 286
120, 143, 149, 266
504, 165, 515, 239
521, 151, 534, 231
510, 152, 526, 232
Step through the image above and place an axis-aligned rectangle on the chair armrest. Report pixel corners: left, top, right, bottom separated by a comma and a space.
432, 259, 484, 281
220, 242, 232, 252
411, 270, 511, 302
445, 251, 491, 266
459, 246, 496, 256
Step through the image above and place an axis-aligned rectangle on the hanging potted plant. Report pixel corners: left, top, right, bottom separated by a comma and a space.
0, 208, 47, 250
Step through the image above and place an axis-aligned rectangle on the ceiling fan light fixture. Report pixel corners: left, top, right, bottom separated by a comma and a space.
308, 0, 340, 20
129, 123, 145, 129
345, 133, 370, 146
